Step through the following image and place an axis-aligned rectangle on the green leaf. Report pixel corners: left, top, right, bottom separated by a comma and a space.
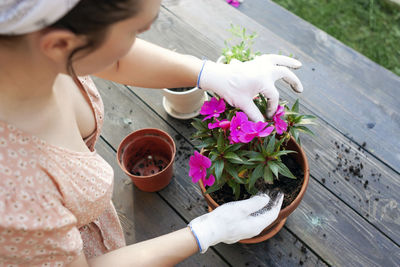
290, 128, 300, 143
224, 143, 243, 153
292, 115, 304, 124
214, 159, 224, 181
259, 93, 268, 116
284, 111, 299, 116
272, 150, 297, 157
249, 164, 264, 189
294, 126, 315, 136
205, 182, 223, 194
275, 136, 286, 150
191, 133, 211, 139
292, 99, 299, 113
233, 183, 241, 200
247, 151, 265, 162
263, 165, 274, 184
209, 153, 218, 162
194, 144, 205, 150
266, 134, 276, 154
225, 163, 244, 184
276, 161, 296, 179
268, 160, 279, 178
217, 132, 225, 152
301, 115, 317, 120
245, 183, 258, 195
227, 179, 241, 200
236, 150, 249, 157
297, 115, 318, 125
224, 152, 244, 164
191, 118, 207, 131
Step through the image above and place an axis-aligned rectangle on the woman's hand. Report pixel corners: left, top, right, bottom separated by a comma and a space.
199, 55, 303, 122
189, 193, 284, 253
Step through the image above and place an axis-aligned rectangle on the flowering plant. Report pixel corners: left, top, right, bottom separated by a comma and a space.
189, 95, 315, 199
188, 25, 315, 200
222, 24, 261, 64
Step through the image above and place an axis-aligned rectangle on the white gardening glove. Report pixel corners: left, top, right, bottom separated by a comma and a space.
198, 55, 303, 121
188, 193, 284, 253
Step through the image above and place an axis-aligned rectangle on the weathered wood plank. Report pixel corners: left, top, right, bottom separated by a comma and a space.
95, 138, 228, 266
136, 6, 400, 245
94, 77, 327, 266
162, 0, 400, 176
128, 85, 400, 266
93, 76, 399, 266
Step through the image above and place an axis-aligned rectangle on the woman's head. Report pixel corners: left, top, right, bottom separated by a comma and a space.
0, 0, 161, 76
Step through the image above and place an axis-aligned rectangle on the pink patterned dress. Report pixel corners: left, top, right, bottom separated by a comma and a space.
0, 76, 126, 266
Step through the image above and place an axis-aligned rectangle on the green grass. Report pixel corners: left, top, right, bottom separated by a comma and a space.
272, 0, 400, 76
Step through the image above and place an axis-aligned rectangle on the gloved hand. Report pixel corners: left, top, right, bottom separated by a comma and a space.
188, 193, 284, 253
198, 55, 303, 121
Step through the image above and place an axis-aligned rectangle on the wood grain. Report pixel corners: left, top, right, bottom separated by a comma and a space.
89, 1, 400, 265
162, 0, 400, 176
94, 77, 327, 266
94, 76, 399, 266
136, 5, 400, 245
130, 84, 400, 266
95, 139, 229, 266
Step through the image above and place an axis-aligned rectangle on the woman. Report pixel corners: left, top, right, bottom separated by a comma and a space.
0, 0, 303, 266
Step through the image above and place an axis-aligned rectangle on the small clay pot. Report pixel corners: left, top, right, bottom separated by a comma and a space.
117, 128, 176, 192
162, 87, 208, 119
199, 137, 309, 243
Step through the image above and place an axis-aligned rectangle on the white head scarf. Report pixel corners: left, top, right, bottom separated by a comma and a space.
0, 0, 80, 35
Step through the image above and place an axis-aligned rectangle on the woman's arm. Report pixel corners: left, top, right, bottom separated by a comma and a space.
94, 38, 203, 89
69, 194, 282, 266
69, 227, 198, 267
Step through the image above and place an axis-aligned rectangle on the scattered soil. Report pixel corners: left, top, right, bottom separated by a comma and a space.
330, 139, 384, 208
332, 141, 367, 181
209, 155, 304, 209
167, 87, 194, 92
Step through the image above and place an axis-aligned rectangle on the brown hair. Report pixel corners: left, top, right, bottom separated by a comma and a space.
1, 0, 142, 75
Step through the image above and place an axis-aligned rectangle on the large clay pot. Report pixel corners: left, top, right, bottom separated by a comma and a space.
117, 128, 176, 192
162, 87, 208, 119
199, 137, 309, 243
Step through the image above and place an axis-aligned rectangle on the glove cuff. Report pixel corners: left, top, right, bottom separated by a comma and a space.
196, 59, 208, 89
188, 224, 203, 253
188, 217, 215, 254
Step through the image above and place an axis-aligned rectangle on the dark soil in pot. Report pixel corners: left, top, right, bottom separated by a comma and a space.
167, 87, 194, 92
209, 155, 304, 209
129, 154, 169, 176
123, 135, 173, 177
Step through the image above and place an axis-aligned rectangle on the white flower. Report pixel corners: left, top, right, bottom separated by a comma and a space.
18, 148, 28, 156
0, 137, 7, 147
8, 133, 17, 143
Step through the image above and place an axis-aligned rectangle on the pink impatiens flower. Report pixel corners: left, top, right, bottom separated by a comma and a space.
226, 0, 242, 8
229, 112, 249, 143
239, 121, 274, 143
273, 105, 288, 135
208, 119, 231, 130
204, 174, 215, 186
200, 97, 226, 121
189, 151, 215, 186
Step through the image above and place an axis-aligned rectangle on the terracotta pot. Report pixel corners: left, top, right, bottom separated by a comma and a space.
162, 87, 208, 120
198, 137, 309, 243
117, 128, 176, 192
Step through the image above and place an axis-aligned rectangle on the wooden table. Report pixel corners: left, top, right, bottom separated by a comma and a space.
93, 1, 400, 266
